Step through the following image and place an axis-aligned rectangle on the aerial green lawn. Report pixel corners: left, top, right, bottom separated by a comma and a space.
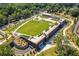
4, 19, 29, 34
16, 20, 53, 36
37, 47, 57, 56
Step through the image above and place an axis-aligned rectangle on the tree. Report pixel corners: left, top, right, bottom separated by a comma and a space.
55, 33, 79, 56
0, 3, 78, 27
70, 9, 79, 17
0, 45, 13, 56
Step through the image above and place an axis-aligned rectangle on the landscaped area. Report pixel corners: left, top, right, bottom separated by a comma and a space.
1, 3, 79, 56
14, 38, 28, 47
16, 19, 54, 36
38, 47, 57, 56
0, 35, 4, 41
3, 19, 29, 34
77, 27, 79, 33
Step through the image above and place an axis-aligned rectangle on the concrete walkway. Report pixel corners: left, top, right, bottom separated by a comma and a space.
62, 15, 79, 51
14, 18, 33, 33
63, 18, 74, 36
0, 40, 6, 45
14, 14, 38, 33
0, 35, 12, 45
38, 16, 56, 23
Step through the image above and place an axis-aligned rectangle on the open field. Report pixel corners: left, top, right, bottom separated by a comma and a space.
3, 19, 29, 34
38, 47, 57, 56
16, 20, 54, 36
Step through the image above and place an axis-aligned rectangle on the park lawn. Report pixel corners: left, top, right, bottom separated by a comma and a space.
16, 20, 52, 36
4, 19, 29, 34
37, 47, 57, 56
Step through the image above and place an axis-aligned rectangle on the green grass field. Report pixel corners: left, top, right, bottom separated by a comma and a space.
37, 47, 57, 56
16, 20, 53, 36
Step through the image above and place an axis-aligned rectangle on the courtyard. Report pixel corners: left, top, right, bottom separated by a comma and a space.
15, 15, 55, 36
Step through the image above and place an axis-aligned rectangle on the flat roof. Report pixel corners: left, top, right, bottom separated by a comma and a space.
29, 35, 45, 44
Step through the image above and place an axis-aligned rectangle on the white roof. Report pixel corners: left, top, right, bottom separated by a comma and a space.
42, 12, 52, 16
29, 35, 45, 44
